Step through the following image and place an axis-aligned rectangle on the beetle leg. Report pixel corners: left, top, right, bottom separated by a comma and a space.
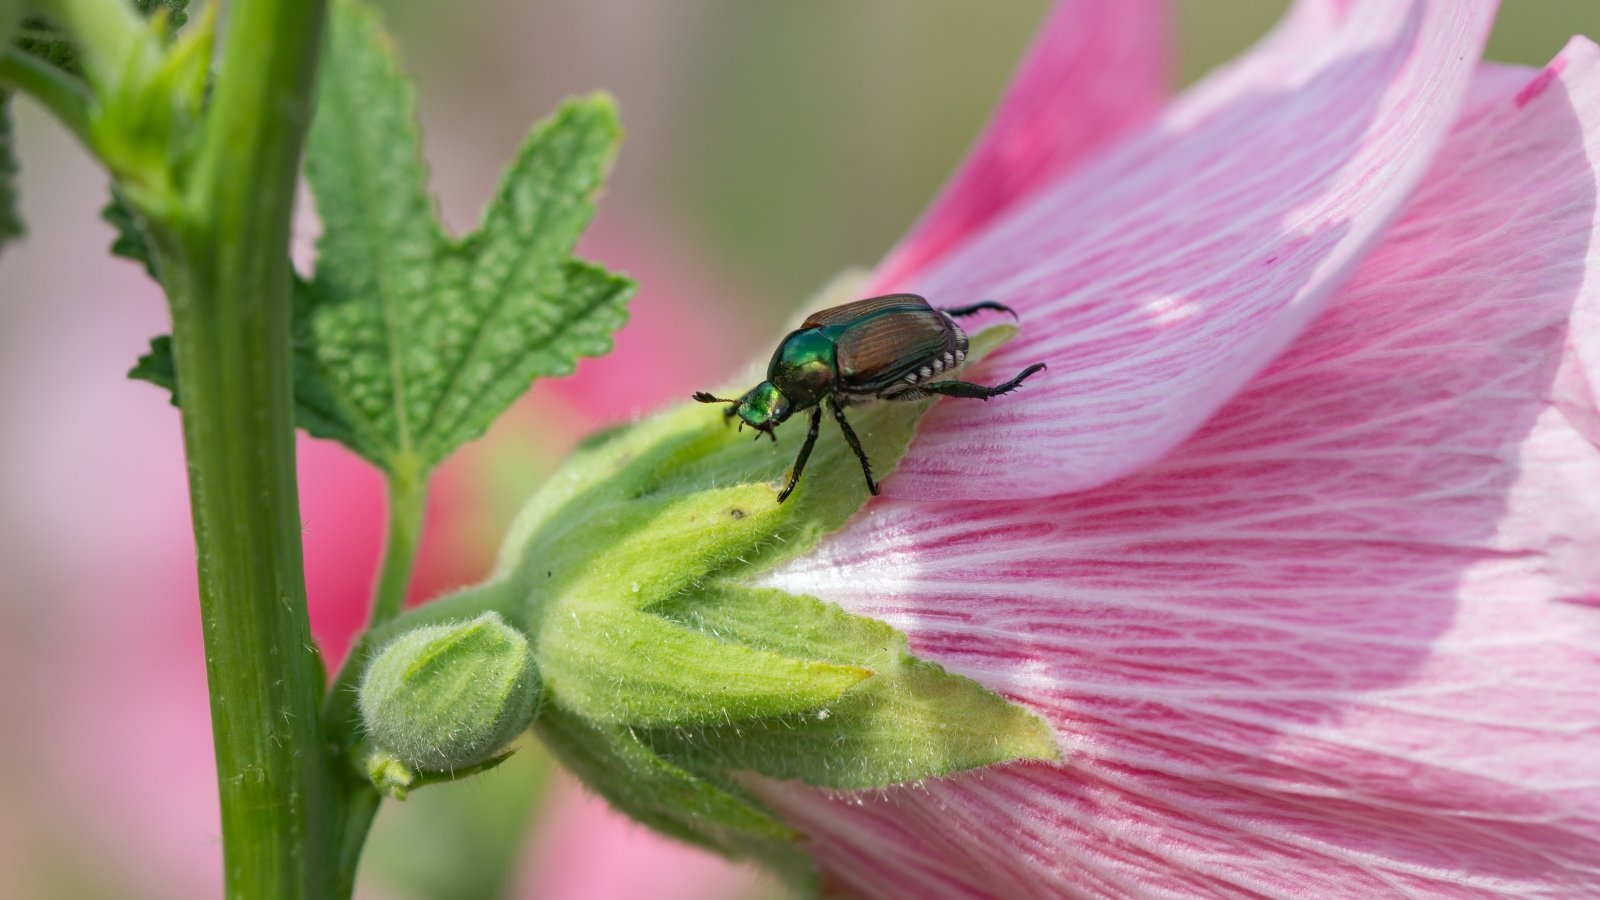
939, 300, 1019, 321
828, 397, 879, 496
910, 362, 1047, 401
778, 407, 824, 503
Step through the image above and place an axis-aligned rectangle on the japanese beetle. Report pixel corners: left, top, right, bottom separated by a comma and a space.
694, 294, 1046, 502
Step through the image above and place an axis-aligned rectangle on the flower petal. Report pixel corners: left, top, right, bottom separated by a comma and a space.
884, 0, 1498, 500
759, 40, 1600, 897
870, 0, 1171, 289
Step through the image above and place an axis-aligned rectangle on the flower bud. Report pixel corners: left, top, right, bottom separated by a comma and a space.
358, 612, 541, 777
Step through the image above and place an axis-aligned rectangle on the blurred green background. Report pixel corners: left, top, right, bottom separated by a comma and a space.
2, 2, 1598, 898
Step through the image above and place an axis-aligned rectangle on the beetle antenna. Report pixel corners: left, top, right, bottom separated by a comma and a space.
693, 391, 738, 405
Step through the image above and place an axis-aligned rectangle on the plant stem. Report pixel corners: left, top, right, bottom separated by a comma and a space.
0, 50, 94, 146
370, 457, 430, 628
318, 458, 431, 895
331, 784, 382, 900
154, 0, 331, 895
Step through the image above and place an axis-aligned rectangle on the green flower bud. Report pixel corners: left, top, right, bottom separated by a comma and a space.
358, 612, 541, 779
82, 4, 217, 212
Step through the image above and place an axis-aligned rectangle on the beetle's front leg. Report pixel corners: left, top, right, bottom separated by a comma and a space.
778, 406, 824, 503
828, 397, 879, 496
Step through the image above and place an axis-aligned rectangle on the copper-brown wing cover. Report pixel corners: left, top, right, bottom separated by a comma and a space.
805, 295, 957, 393
802, 293, 930, 326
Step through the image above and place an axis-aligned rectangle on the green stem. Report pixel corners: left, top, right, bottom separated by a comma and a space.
370, 457, 430, 628
330, 785, 382, 900
0, 50, 94, 147
151, 0, 331, 896
318, 459, 431, 895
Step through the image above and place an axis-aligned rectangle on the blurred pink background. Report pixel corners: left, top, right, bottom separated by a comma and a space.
2, 2, 1597, 897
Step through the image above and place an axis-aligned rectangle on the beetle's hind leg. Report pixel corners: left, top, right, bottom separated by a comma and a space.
940, 300, 1019, 320
886, 362, 1046, 402
827, 397, 879, 496
778, 407, 824, 503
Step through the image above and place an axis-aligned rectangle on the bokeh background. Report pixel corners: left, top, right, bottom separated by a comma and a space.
3, 2, 1598, 897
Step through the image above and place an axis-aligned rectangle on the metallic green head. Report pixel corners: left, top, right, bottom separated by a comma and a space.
735, 380, 792, 432
690, 327, 833, 439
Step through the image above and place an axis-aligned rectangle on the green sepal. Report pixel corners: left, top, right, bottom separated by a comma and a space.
536, 703, 817, 891
541, 604, 870, 726
529, 481, 873, 724
366, 748, 514, 801
646, 584, 1059, 788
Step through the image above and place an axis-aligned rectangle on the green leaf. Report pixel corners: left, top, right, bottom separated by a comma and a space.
129, 0, 634, 477
12, 16, 80, 77
297, 0, 630, 474
1, 92, 21, 249
129, 334, 176, 398
102, 188, 156, 277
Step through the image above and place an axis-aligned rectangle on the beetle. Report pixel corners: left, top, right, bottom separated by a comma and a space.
694, 293, 1046, 502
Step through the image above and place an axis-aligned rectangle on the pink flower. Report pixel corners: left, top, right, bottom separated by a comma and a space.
750, 0, 1600, 895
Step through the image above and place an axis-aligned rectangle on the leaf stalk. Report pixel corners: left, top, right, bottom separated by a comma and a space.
0, 49, 93, 145
369, 455, 429, 628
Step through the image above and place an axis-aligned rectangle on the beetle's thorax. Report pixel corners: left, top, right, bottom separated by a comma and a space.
766, 327, 838, 410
